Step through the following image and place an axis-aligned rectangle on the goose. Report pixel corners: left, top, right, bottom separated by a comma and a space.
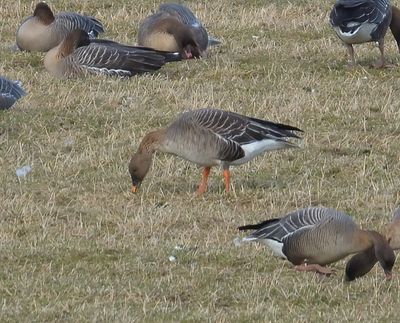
44, 29, 182, 78
0, 76, 27, 110
128, 108, 302, 194
16, 2, 104, 52
138, 3, 220, 58
329, 0, 393, 67
236, 207, 395, 280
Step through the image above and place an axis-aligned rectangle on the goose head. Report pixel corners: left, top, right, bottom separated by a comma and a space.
129, 130, 165, 193
33, 2, 55, 25
345, 230, 395, 281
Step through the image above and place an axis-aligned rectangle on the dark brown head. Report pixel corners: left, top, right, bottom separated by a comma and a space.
159, 18, 201, 59
175, 29, 201, 59
346, 231, 395, 281
128, 130, 164, 193
128, 151, 153, 193
33, 2, 55, 25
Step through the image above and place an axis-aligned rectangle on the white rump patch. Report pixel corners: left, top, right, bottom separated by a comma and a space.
263, 239, 286, 258
231, 139, 295, 165
334, 23, 377, 44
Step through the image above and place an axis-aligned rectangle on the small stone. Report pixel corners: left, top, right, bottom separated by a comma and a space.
169, 255, 177, 262
16, 165, 32, 178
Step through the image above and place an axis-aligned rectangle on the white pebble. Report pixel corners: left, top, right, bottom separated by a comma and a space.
16, 165, 32, 178
169, 256, 177, 262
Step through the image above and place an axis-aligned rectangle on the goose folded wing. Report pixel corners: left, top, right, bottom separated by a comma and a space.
72, 44, 166, 76
57, 12, 104, 38
189, 109, 301, 145
331, 0, 389, 26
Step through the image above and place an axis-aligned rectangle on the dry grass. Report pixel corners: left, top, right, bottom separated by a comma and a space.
1, 0, 400, 321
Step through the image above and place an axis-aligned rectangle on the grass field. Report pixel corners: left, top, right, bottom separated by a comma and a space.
1, 0, 400, 321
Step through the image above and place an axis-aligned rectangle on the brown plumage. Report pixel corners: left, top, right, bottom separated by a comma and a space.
129, 108, 302, 194
137, 3, 219, 59
16, 2, 104, 52
237, 207, 395, 280
44, 29, 181, 78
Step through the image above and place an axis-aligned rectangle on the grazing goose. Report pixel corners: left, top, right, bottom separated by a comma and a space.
129, 108, 302, 194
16, 2, 104, 52
0, 76, 26, 110
138, 3, 220, 58
329, 0, 393, 67
44, 29, 181, 78
237, 207, 395, 280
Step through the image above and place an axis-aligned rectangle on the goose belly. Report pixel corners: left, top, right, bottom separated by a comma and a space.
230, 139, 290, 165
334, 23, 376, 44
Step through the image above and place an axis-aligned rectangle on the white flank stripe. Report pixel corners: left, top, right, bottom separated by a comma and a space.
231, 139, 293, 165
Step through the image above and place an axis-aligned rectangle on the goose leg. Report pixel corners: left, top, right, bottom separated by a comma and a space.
223, 169, 230, 192
196, 167, 211, 194
372, 38, 393, 68
294, 264, 335, 276
345, 44, 356, 67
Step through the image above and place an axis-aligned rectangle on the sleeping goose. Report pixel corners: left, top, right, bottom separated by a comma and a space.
129, 108, 302, 194
0, 76, 27, 110
236, 207, 395, 280
16, 2, 104, 52
138, 3, 220, 58
44, 29, 181, 78
329, 0, 393, 67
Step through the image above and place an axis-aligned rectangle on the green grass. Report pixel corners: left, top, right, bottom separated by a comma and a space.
1, 0, 400, 321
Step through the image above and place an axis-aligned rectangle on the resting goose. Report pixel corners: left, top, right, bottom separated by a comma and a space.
138, 3, 220, 58
129, 108, 302, 194
0, 76, 26, 110
329, 0, 393, 67
16, 2, 104, 52
44, 29, 181, 78
237, 207, 395, 280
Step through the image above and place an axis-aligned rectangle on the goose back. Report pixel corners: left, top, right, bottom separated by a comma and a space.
239, 207, 359, 265
162, 109, 301, 167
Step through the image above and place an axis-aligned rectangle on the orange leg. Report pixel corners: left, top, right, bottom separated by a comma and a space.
196, 167, 211, 195
223, 169, 230, 192
294, 264, 335, 276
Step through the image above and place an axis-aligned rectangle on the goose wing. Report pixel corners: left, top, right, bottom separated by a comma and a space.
180, 108, 301, 162
330, 0, 390, 28
69, 42, 166, 77
56, 12, 104, 38
0, 77, 26, 109
188, 109, 301, 145
238, 207, 332, 243
90, 39, 182, 62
